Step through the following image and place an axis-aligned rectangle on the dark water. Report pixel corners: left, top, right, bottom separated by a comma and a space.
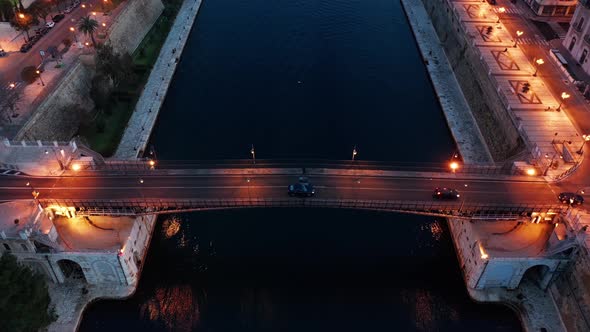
149, 0, 454, 161
80, 0, 522, 330
80, 209, 520, 332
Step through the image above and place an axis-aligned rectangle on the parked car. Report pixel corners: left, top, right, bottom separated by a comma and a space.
64, 6, 73, 13
0, 48, 6, 57
20, 43, 32, 53
73, 0, 81, 7
52, 14, 65, 23
46, 21, 55, 28
433, 187, 460, 200
558, 192, 584, 205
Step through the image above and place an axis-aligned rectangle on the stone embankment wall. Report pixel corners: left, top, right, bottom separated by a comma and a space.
107, 0, 164, 54
421, 0, 523, 161
15, 62, 94, 141
13, 0, 164, 141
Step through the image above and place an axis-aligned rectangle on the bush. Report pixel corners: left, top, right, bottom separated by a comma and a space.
21, 66, 39, 85
62, 38, 72, 48
96, 119, 106, 133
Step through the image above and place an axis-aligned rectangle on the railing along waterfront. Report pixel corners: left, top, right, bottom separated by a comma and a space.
40, 198, 564, 217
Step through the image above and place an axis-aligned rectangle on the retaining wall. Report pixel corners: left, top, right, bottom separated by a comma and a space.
107, 0, 164, 54
421, 0, 523, 161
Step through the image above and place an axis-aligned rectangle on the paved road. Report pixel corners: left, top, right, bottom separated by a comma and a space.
0, 171, 563, 207
0, 0, 103, 86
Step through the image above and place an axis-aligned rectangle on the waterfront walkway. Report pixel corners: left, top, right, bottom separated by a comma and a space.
114, 0, 203, 159
401, 0, 493, 164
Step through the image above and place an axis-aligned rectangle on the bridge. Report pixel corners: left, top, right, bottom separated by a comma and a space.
0, 158, 574, 219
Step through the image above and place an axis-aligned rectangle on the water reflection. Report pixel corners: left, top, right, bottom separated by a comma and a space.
80, 209, 521, 332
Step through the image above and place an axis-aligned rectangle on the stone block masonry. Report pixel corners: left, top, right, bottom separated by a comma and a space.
400, 0, 493, 164
107, 0, 165, 54
115, 0, 203, 159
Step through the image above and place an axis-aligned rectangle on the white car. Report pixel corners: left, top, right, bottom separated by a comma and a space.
64, 7, 73, 13
45, 21, 55, 28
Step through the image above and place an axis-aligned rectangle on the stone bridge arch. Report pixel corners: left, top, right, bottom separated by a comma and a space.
520, 264, 553, 290
57, 259, 86, 283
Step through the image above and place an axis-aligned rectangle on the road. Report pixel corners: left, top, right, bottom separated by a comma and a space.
0, 171, 563, 208
0, 0, 104, 86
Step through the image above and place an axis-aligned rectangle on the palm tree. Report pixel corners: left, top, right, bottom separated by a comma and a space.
78, 15, 98, 47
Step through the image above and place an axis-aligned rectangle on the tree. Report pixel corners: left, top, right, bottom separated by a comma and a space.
90, 74, 113, 114
10, 11, 37, 41
28, 1, 51, 24
0, 85, 21, 124
21, 65, 39, 84
95, 44, 135, 88
0, 253, 56, 332
78, 15, 98, 47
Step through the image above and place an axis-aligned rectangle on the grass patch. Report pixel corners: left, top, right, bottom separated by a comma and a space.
79, 0, 184, 156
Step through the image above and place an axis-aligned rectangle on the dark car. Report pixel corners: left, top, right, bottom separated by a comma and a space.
558, 192, 584, 205
52, 14, 65, 23
0, 48, 6, 57
288, 182, 315, 197
433, 187, 460, 199
20, 43, 32, 53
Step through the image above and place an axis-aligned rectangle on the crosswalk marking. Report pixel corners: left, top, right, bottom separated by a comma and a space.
515, 37, 549, 46
493, 7, 522, 15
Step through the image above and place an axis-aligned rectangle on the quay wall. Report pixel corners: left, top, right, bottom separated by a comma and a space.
114, 0, 203, 159
420, 0, 523, 161
107, 0, 165, 54
400, 0, 493, 164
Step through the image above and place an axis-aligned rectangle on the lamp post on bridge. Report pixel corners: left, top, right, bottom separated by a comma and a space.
577, 134, 590, 155
543, 153, 557, 176
352, 145, 358, 161
26, 182, 40, 201
557, 92, 570, 111
533, 58, 544, 77
250, 144, 256, 165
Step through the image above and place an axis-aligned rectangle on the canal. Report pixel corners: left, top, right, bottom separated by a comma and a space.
79, 0, 522, 330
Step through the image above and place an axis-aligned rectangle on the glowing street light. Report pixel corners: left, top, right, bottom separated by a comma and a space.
69, 26, 78, 42
9, 82, 15, 89
352, 145, 358, 161
250, 144, 256, 165
450, 161, 459, 173
18, 13, 25, 19
557, 92, 570, 111
71, 163, 81, 171
513, 30, 523, 47
496, 7, 505, 23
577, 134, 590, 154
526, 168, 536, 176
533, 58, 544, 76
26, 182, 39, 199
35, 70, 45, 86
148, 160, 156, 169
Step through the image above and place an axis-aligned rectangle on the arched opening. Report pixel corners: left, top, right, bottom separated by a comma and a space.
520, 264, 551, 289
57, 259, 86, 282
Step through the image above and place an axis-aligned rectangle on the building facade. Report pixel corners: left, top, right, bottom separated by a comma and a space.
524, 0, 577, 16
563, 1, 590, 75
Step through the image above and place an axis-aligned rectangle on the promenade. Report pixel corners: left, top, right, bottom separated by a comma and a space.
114, 0, 203, 159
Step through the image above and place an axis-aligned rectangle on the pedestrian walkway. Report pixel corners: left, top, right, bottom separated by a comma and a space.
114, 0, 203, 159
493, 6, 522, 15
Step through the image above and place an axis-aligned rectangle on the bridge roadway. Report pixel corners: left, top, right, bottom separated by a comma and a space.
0, 167, 571, 215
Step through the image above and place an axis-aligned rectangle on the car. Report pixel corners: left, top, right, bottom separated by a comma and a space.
46, 21, 55, 28
288, 182, 315, 197
64, 6, 73, 13
558, 192, 584, 205
433, 187, 460, 200
20, 43, 32, 53
0, 48, 6, 57
52, 14, 65, 23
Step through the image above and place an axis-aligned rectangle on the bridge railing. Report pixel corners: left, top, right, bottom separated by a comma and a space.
40, 198, 563, 216
70, 159, 518, 176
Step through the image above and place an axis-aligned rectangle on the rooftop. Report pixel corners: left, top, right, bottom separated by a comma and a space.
0, 200, 52, 238
472, 220, 554, 257
53, 215, 135, 252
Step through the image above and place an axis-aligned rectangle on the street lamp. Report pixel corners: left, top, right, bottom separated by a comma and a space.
543, 153, 557, 176
513, 30, 523, 47
9, 83, 15, 89
26, 182, 40, 200
496, 7, 505, 23
250, 144, 256, 165
533, 58, 544, 76
557, 92, 570, 111
71, 163, 81, 171
526, 168, 536, 176
148, 160, 156, 169
352, 145, 358, 161
35, 70, 45, 86
69, 27, 78, 42
577, 134, 590, 154
449, 161, 459, 173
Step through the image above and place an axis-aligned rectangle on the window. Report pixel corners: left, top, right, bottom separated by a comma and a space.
570, 36, 577, 51
20, 243, 28, 251
2, 243, 11, 251
542, 6, 555, 15
581, 49, 588, 63
554, 6, 567, 16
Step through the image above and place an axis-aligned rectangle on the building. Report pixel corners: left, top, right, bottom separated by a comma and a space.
563, 1, 590, 75
524, 0, 577, 17
0, 200, 156, 286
